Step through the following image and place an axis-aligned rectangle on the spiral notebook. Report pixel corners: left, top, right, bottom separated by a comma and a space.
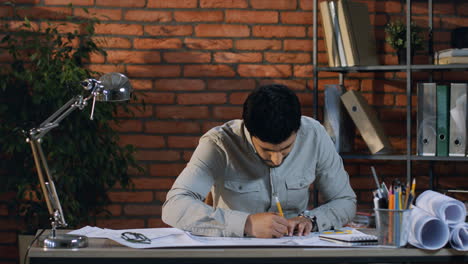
319, 233, 378, 246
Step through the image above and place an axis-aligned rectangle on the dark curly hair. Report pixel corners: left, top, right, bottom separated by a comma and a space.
243, 84, 301, 144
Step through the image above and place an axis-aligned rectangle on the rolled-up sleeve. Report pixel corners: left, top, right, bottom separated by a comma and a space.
305, 125, 357, 231
162, 135, 249, 237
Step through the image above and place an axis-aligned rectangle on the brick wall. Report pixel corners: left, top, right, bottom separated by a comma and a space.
1, 0, 467, 263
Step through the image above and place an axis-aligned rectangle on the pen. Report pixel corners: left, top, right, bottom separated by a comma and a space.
274, 195, 284, 217
370, 166, 380, 191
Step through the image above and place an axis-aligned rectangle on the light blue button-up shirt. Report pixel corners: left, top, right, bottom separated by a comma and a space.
162, 116, 356, 237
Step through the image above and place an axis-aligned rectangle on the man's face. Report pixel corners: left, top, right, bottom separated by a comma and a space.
251, 133, 297, 168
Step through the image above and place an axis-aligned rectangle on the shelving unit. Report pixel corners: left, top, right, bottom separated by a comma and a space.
312, 0, 468, 187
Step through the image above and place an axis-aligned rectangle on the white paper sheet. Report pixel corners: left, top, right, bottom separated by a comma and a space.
408, 206, 449, 250
69, 226, 377, 249
415, 190, 466, 226
449, 222, 468, 251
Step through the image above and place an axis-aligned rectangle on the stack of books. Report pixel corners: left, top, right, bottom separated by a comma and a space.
435, 48, 468, 64
319, 0, 378, 67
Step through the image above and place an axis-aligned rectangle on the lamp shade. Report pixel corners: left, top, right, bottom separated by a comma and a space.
96, 72, 132, 102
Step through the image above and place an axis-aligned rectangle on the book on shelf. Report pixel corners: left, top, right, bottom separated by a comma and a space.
319, 1, 340, 67
435, 48, 468, 58
336, 0, 378, 66
449, 83, 468, 157
416, 83, 437, 156
341, 90, 392, 154
329, 1, 347, 66
323, 84, 355, 153
436, 85, 450, 157
435, 56, 468, 65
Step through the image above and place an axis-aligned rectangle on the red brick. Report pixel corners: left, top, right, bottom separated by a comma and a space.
433, 2, 455, 16
108, 191, 153, 203
124, 204, 161, 216
124, 10, 172, 22
293, 65, 313, 78
87, 64, 125, 74
177, 93, 226, 105
74, 8, 122, 20
130, 80, 153, 90
251, 0, 296, 10
148, 0, 197, 8
136, 150, 182, 161
149, 218, 171, 228
119, 135, 165, 148
265, 52, 311, 63
214, 52, 262, 63
141, 92, 175, 104
254, 25, 306, 38
106, 50, 161, 64
195, 24, 249, 37
111, 120, 143, 132
96, 204, 122, 217
200, 0, 248, 8
225, 10, 278, 23
150, 164, 186, 177
281, 12, 313, 24
300, 0, 313, 10
207, 79, 256, 90
95, 218, 145, 229
183, 150, 196, 161
96, 24, 143, 35
229, 92, 249, 105
168, 136, 200, 148
133, 176, 178, 191
156, 106, 210, 119
134, 38, 183, 50
235, 39, 282, 51
17, 7, 72, 20
0, 246, 17, 259
174, 11, 223, 22
0, 232, 16, 243
238, 65, 291, 78
259, 79, 307, 91
163, 52, 211, 63
145, 25, 193, 36
46, 0, 93, 5
185, 38, 233, 50
0, 6, 13, 18
96, 0, 146, 7
184, 65, 235, 77
155, 79, 205, 91
212, 106, 242, 120
126, 65, 181, 78
0, 204, 8, 216
154, 191, 168, 203
93, 37, 131, 49
284, 40, 313, 51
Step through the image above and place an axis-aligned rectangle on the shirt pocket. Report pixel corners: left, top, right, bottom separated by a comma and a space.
223, 180, 261, 213
285, 177, 311, 211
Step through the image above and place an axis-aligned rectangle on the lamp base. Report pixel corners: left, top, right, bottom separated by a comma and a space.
40, 234, 88, 249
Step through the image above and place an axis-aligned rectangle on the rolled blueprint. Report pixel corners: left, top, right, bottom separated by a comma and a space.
415, 190, 466, 227
449, 222, 468, 251
408, 206, 450, 250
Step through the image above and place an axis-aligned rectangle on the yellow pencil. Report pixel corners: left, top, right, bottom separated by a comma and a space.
411, 178, 416, 195
274, 195, 284, 217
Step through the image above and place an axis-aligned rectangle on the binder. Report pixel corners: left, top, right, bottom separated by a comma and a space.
341, 90, 392, 154
336, 0, 379, 66
449, 83, 468, 156
436, 85, 450, 156
323, 84, 354, 153
329, 1, 347, 66
319, 1, 340, 67
416, 83, 437, 156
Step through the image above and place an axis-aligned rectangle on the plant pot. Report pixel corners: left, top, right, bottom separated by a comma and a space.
397, 49, 415, 65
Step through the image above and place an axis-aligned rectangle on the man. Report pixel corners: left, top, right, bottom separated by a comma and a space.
162, 84, 356, 238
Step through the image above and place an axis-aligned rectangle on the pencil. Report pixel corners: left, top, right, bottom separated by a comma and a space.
274, 195, 284, 217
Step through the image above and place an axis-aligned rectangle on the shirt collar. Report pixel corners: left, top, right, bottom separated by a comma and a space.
242, 122, 258, 154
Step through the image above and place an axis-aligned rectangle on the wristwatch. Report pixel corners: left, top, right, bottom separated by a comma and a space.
299, 210, 318, 232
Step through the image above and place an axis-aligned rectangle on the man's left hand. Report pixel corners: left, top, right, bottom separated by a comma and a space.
286, 216, 313, 236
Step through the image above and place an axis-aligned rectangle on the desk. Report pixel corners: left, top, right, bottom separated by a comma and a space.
29, 231, 467, 264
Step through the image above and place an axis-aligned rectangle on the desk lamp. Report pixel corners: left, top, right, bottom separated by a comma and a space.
26, 72, 132, 248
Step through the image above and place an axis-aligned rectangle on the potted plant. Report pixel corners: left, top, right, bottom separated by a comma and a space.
0, 5, 143, 236
385, 20, 424, 64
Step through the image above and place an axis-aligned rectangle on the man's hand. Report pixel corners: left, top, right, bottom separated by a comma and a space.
286, 216, 313, 236
244, 212, 289, 238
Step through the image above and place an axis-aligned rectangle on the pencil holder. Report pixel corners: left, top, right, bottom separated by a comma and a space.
374, 209, 412, 248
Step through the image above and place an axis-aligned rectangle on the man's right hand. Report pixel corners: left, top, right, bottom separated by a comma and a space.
244, 212, 289, 238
